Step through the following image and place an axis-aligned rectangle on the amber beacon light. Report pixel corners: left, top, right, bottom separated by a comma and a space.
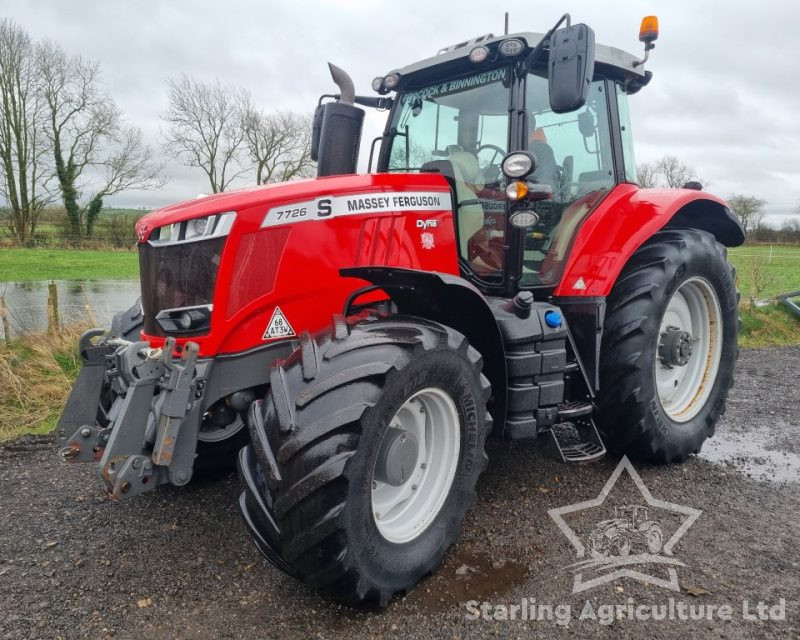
639, 16, 659, 44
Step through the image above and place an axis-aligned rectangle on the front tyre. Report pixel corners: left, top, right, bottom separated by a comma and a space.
597, 229, 738, 462
237, 315, 491, 605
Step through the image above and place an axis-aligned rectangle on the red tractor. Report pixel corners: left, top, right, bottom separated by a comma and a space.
58, 15, 742, 605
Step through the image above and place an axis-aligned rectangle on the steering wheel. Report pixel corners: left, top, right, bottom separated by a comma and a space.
476, 144, 506, 167
476, 144, 506, 186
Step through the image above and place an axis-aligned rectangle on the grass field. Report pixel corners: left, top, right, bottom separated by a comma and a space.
0, 248, 139, 281
728, 245, 800, 299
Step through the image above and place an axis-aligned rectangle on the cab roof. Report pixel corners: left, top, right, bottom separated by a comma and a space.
390, 31, 646, 88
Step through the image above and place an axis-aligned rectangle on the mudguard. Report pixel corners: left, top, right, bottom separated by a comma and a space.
340, 266, 508, 430
554, 184, 745, 297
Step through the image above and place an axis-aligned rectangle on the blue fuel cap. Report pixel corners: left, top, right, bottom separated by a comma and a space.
544, 310, 562, 329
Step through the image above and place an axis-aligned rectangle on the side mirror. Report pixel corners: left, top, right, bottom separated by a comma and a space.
548, 23, 595, 113
577, 111, 595, 138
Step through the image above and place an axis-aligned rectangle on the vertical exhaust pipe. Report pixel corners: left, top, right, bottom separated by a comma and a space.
313, 63, 364, 177
328, 62, 355, 105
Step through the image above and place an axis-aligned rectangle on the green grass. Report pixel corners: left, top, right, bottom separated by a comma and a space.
728, 245, 800, 299
0, 248, 139, 282
738, 303, 800, 349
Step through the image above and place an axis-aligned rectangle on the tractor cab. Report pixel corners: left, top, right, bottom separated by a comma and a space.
314, 15, 654, 297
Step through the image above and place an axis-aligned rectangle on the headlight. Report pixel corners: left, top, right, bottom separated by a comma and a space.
185, 216, 209, 239
501, 151, 536, 178
510, 211, 540, 228
156, 305, 212, 334
148, 211, 236, 246
372, 76, 384, 92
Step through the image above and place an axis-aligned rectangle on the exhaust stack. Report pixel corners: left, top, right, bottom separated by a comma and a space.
328, 62, 355, 105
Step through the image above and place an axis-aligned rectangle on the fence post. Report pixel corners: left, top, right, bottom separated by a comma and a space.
80, 283, 97, 326
47, 281, 59, 333
0, 294, 10, 343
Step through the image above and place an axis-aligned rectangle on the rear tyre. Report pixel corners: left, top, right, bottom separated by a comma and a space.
596, 229, 738, 462
237, 314, 491, 606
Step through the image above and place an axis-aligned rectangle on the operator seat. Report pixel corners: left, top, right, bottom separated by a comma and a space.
447, 151, 486, 257
530, 140, 559, 192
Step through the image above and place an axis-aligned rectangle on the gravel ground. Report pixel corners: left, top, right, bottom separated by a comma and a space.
1, 346, 798, 639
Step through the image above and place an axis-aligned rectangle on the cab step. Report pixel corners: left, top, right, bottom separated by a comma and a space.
550, 408, 606, 464
557, 400, 594, 419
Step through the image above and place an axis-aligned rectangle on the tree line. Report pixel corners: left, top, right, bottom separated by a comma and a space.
0, 20, 313, 246
637, 154, 800, 243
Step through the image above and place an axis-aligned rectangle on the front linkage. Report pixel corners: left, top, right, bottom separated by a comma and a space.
57, 329, 204, 500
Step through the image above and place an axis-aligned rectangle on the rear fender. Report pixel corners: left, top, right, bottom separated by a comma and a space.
340, 266, 507, 431
554, 185, 745, 297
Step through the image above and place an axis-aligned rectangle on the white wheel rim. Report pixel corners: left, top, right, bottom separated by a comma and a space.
371, 387, 461, 544
654, 277, 723, 422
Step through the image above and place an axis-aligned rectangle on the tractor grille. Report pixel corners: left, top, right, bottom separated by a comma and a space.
138, 237, 225, 336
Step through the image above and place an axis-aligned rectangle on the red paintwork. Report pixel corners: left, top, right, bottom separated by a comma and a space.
134, 173, 730, 357
553, 184, 730, 297
135, 173, 459, 357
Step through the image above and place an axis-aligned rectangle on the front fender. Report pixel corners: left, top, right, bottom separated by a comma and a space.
340, 266, 507, 432
554, 184, 745, 297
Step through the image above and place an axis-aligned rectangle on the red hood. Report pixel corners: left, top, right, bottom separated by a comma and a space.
135, 173, 451, 243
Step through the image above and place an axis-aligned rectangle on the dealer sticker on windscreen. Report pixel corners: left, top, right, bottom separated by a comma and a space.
261, 191, 452, 228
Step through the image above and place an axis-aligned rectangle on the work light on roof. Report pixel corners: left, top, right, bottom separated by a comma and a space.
382, 73, 400, 90
498, 38, 524, 57
468, 45, 489, 63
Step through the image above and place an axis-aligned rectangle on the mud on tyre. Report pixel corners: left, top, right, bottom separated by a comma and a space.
237, 314, 492, 605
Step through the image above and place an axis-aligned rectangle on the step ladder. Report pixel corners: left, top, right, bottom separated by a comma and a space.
550, 402, 606, 464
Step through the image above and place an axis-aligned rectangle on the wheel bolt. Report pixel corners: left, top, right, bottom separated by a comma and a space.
420, 463, 427, 470
412, 484, 418, 491
375, 512, 381, 520
372, 481, 377, 490
80, 427, 91, 438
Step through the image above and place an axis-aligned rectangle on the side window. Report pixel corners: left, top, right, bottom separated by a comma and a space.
521, 76, 616, 287
526, 76, 614, 198
616, 84, 637, 183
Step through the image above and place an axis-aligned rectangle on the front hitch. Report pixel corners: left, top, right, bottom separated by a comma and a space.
57, 331, 205, 500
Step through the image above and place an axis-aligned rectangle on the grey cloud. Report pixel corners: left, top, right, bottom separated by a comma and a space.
1, 0, 797, 220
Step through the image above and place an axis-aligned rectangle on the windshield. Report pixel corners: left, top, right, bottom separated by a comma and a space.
386, 68, 511, 281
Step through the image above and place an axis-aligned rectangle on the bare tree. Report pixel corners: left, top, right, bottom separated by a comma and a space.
38, 41, 163, 238
636, 154, 701, 189
635, 161, 658, 188
654, 154, 699, 188
728, 194, 766, 238
244, 110, 314, 184
0, 20, 55, 244
162, 75, 252, 194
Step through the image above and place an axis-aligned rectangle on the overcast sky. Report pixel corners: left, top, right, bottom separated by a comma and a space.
2, 0, 798, 225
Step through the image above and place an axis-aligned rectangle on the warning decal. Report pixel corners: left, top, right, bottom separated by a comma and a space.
263, 307, 295, 340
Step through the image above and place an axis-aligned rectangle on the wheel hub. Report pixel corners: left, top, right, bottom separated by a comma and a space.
371, 387, 461, 544
374, 427, 419, 486
658, 326, 693, 368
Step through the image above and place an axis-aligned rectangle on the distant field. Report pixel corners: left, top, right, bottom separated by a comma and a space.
728, 245, 800, 299
0, 249, 139, 282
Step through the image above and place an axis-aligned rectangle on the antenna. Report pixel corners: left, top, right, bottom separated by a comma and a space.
504, 12, 509, 35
